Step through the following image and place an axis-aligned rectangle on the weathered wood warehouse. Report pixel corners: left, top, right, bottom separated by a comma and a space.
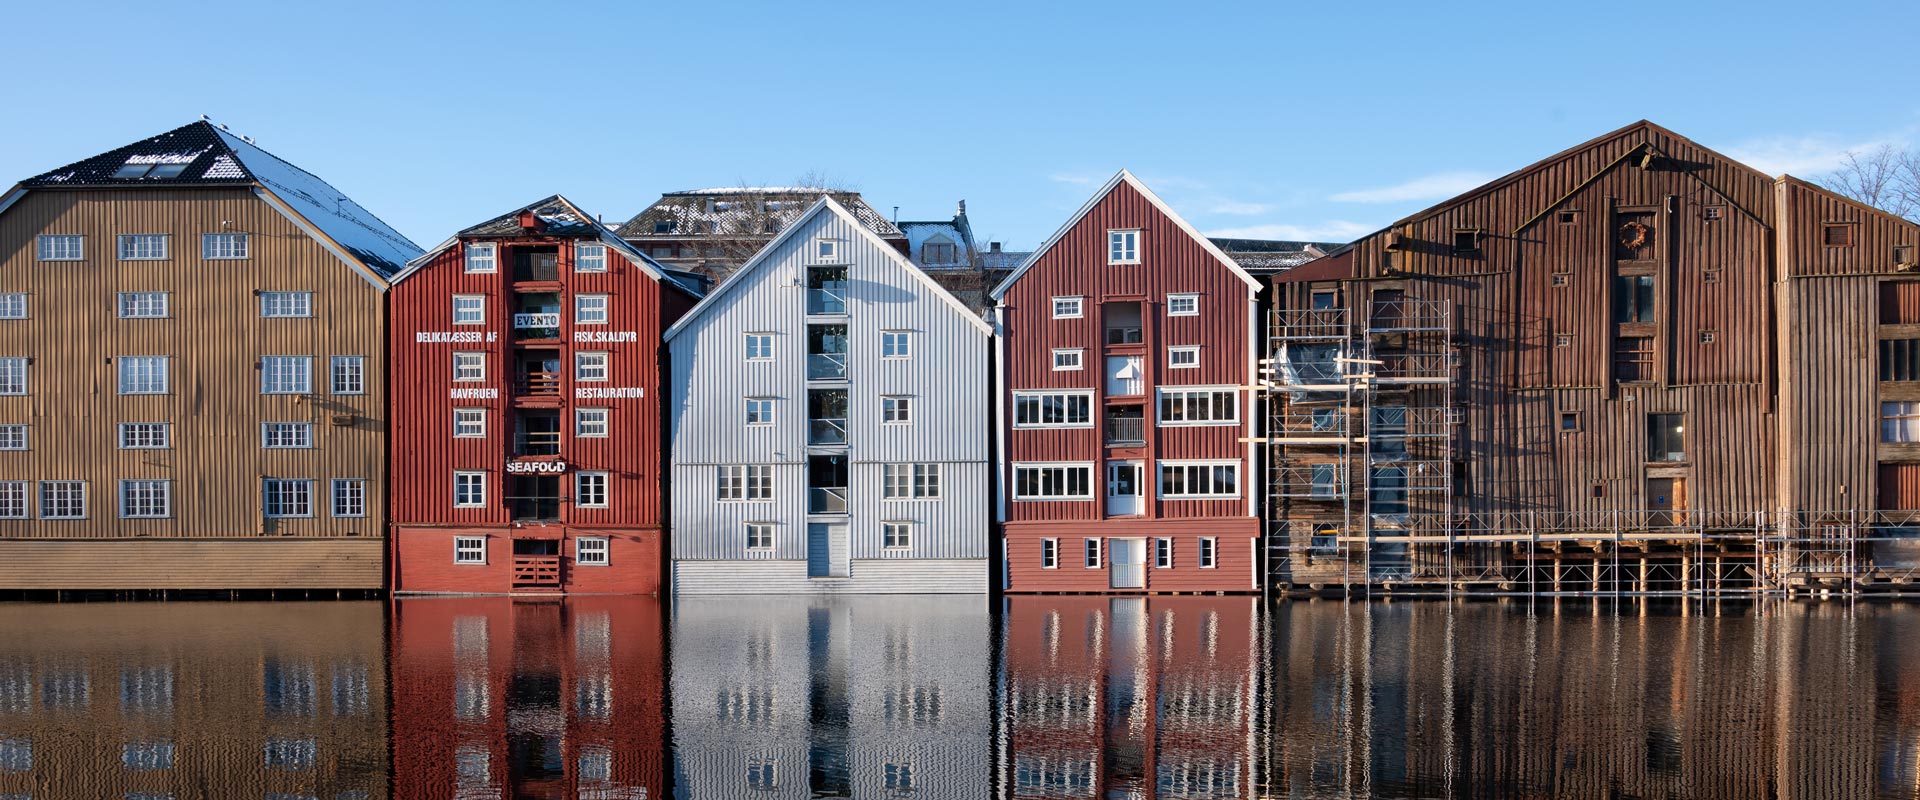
666, 196, 992, 594
0, 121, 420, 590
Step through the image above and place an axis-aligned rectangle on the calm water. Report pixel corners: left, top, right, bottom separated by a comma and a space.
0, 596, 1913, 799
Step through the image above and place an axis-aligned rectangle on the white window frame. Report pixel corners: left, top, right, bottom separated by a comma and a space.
816, 239, 840, 261
454, 472, 488, 508
1051, 296, 1084, 319
117, 234, 169, 261
1011, 462, 1095, 501
1167, 293, 1200, 316
575, 294, 609, 325
0, 294, 26, 320
117, 292, 169, 319
575, 407, 610, 438
1085, 538, 1103, 568
1051, 348, 1084, 371
882, 521, 913, 550
332, 479, 367, 518
1040, 537, 1058, 569
117, 356, 169, 395
882, 463, 941, 500
452, 295, 486, 325
452, 352, 485, 382
452, 408, 486, 438
261, 422, 314, 449
576, 472, 610, 508
717, 465, 773, 502
1157, 460, 1241, 500
746, 397, 775, 426
39, 480, 87, 519
575, 536, 610, 565
1013, 390, 1095, 429
574, 243, 608, 273
117, 422, 169, 450
881, 330, 912, 359
118, 479, 171, 519
745, 332, 775, 361
36, 234, 83, 261
331, 355, 365, 395
1198, 537, 1218, 569
1155, 537, 1173, 569
0, 481, 24, 518
1168, 346, 1201, 370
1157, 386, 1240, 427
0, 358, 23, 396
261, 356, 312, 395
1108, 229, 1140, 265
746, 522, 775, 550
575, 352, 609, 382
260, 291, 313, 318
882, 396, 912, 425
454, 536, 487, 564
1883, 401, 1920, 443
201, 232, 249, 260
261, 479, 313, 519
464, 242, 497, 273
0, 424, 26, 450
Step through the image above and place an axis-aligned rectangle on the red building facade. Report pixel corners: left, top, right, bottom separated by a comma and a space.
994, 172, 1261, 593
388, 196, 697, 595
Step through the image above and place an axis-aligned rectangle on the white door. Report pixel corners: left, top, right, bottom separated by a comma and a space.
1106, 356, 1143, 397
1109, 538, 1146, 589
1106, 461, 1143, 516
808, 523, 850, 578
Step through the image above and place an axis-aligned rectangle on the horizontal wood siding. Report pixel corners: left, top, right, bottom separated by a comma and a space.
0, 538, 383, 589
673, 559, 988, 594
1002, 518, 1259, 593
390, 525, 660, 594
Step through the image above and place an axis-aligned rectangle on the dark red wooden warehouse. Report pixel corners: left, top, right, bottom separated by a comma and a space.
388, 196, 699, 595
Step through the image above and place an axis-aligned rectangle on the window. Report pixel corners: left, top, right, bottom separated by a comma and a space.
745, 398, 775, 425
117, 356, 169, 395
453, 408, 486, 437
1881, 339, 1920, 381
333, 479, 366, 518
464, 243, 497, 272
37, 234, 83, 261
0, 424, 24, 450
260, 291, 312, 318
452, 295, 486, 325
0, 482, 24, 519
1041, 538, 1058, 569
1159, 461, 1239, 499
746, 333, 774, 361
576, 536, 609, 565
1613, 275, 1655, 323
1647, 413, 1685, 462
1013, 464, 1093, 500
452, 352, 485, 382
1108, 230, 1140, 264
1824, 223, 1855, 247
0, 294, 25, 320
262, 479, 312, 518
883, 522, 912, 549
1552, 273, 1570, 287
1560, 411, 1581, 433
1613, 337, 1654, 382
746, 523, 774, 550
455, 536, 486, 564
261, 356, 312, 394
1699, 329, 1717, 344
883, 396, 912, 424
1084, 538, 1103, 568
262, 422, 313, 449
1155, 537, 1173, 569
717, 465, 773, 501
1052, 296, 1084, 319
885, 762, 915, 791
454, 472, 487, 507
817, 239, 840, 261
1884, 403, 1920, 443
1198, 537, 1217, 568
575, 243, 608, 272
1310, 289, 1338, 310
118, 423, 169, 449
1558, 210, 1579, 225
1158, 387, 1239, 425
575, 294, 608, 325
1309, 463, 1340, 497
565, 407, 607, 439
1168, 293, 1199, 316
1451, 229, 1481, 254
326, 355, 366, 395
1555, 333, 1573, 348
882, 330, 912, 359
1013, 391, 1094, 428
924, 240, 957, 265
119, 480, 170, 518
0, 358, 24, 395
123, 741, 175, 771
1168, 346, 1200, 369
118, 291, 169, 318
1052, 348, 1084, 371
576, 472, 609, 508
202, 233, 249, 259
576, 352, 609, 382
39, 481, 86, 519
883, 463, 940, 499
748, 760, 778, 791
117, 234, 168, 261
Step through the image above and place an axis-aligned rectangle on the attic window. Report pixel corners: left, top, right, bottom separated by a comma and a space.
652, 220, 673, 234
1898, 245, 1916, 266
1451, 230, 1481, 254
1824, 224, 1855, 247
1557, 210, 1577, 225
817, 240, 839, 261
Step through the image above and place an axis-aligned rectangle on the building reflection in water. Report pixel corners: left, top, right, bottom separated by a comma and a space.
0, 601, 388, 799
390, 596, 665, 800
1000, 596, 1263, 800
670, 595, 992, 799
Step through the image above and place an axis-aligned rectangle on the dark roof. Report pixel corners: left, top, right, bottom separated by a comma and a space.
615, 187, 904, 240
18, 120, 421, 277
459, 195, 601, 238
981, 249, 1032, 272
1207, 238, 1342, 274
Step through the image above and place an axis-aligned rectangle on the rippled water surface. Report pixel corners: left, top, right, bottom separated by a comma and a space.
0, 596, 1913, 798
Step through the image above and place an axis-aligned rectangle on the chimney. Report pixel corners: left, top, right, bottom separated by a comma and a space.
990, 241, 1002, 253
956, 199, 967, 218
516, 210, 544, 232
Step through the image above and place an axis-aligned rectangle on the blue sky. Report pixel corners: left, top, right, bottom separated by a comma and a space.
4, 0, 1917, 250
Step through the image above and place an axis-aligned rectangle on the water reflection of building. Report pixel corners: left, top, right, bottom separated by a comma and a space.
0, 602, 387, 798
390, 596, 665, 800
1001, 596, 1261, 799
671, 596, 990, 798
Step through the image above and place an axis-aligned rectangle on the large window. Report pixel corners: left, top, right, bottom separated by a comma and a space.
331, 356, 365, 395
576, 536, 609, 565
262, 356, 312, 394
118, 423, 169, 449
1158, 387, 1238, 425
119, 480, 171, 518
1613, 275, 1654, 323
0, 358, 23, 395
117, 356, 168, 395
883, 463, 940, 499
40, 480, 86, 519
1159, 461, 1239, 499
1108, 230, 1140, 264
575, 294, 608, 325
117, 234, 169, 261
576, 472, 609, 508
262, 422, 313, 449
37, 234, 83, 261
1884, 402, 1920, 443
1647, 413, 1685, 462
260, 292, 311, 318
718, 465, 773, 501
454, 472, 487, 507
1013, 391, 1093, 428
455, 536, 487, 564
332, 479, 366, 518
262, 479, 313, 518
1013, 464, 1093, 500
576, 352, 609, 382
202, 233, 249, 260
464, 243, 497, 273
1882, 339, 1920, 382
118, 292, 169, 319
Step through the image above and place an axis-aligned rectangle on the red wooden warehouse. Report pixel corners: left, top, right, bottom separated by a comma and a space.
388, 196, 700, 595
994, 171, 1261, 593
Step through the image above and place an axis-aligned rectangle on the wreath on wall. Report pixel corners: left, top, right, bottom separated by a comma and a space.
1618, 221, 1650, 251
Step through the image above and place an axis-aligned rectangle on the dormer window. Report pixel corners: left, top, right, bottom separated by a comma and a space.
923, 238, 956, 265
1108, 230, 1140, 265
653, 220, 674, 234
464, 243, 497, 273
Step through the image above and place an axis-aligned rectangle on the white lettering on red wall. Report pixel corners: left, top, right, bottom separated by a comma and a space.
576, 387, 645, 399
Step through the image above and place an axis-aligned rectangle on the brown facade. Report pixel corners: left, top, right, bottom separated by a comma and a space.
0, 187, 392, 589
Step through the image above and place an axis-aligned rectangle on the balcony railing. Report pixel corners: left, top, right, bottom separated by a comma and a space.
512, 312, 561, 329
809, 487, 849, 514
1105, 417, 1145, 446
514, 262, 560, 283
512, 555, 561, 586
1105, 326, 1143, 345
808, 353, 847, 380
515, 372, 561, 397
807, 288, 848, 315
809, 418, 847, 446
513, 430, 562, 457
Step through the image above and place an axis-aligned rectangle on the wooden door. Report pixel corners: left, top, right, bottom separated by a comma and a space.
807, 523, 850, 578
1879, 464, 1920, 510
1647, 477, 1687, 527
1109, 538, 1146, 589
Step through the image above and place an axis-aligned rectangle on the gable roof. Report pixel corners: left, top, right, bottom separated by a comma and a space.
398, 194, 701, 298
615, 187, 905, 241
18, 120, 422, 278
989, 170, 1261, 301
665, 196, 991, 341
1209, 238, 1339, 275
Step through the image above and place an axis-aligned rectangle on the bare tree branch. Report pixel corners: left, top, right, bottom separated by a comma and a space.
1818, 144, 1920, 221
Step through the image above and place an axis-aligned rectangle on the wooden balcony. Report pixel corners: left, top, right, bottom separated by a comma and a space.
513, 555, 561, 588
515, 372, 562, 397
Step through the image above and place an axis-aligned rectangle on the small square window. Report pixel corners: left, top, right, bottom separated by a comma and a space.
1560, 411, 1581, 432
575, 352, 609, 382
883, 396, 912, 424
575, 476, 609, 510
452, 295, 485, 325
452, 352, 486, 382
746, 398, 775, 425
1310, 289, 1339, 310
1167, 294, 1199, 316
1824, 224, 1854, 247
1557, 210, 1578, 225
1108, 230, 1140, 264
454, 472, 487, 507
746, 333, 774, 361
1699, 329, 1717, 344
0, 294, 28, 320
575, 244, 608, 273
1554, 333, 1572, 348
881, 331, 911, 359
817, 240, 839, 261
1702, 205, 1725, 221
1052, 297, 1084, 319
1168, 346, 1200, 369
883, 522, 912, 549
202, 233, 249, 260
1551, 273, 1569, 287
576, 407, 610, 437
0, 424, 27, 450
1897, 245, 1916, 266
1705, 271, 1722, 284
1452, 229, 1481, 254
454, 536, 487, 564
575, 294, 609, 325
453, 408, 486, 438
1052, 349, 1083, 371
464, 243, 498, 273
746, 523, 774, 550
652, 220, 674, 234
576, 535, 610, 563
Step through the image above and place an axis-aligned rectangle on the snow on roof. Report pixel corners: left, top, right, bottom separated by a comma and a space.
211, 127, 422, 277
616, 187, 904, 240
670, 186, 836, 195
